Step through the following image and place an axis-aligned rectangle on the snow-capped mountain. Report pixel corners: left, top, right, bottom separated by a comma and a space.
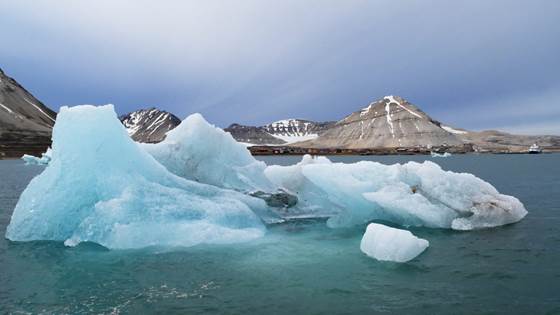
0, 68, 56, 158
119, 108, 181, 143
262, 119, 333, 143
298, 96, 464, 149
225, 119, 333, 145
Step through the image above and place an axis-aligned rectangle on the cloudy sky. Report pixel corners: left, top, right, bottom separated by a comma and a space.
1, 0, 559, 134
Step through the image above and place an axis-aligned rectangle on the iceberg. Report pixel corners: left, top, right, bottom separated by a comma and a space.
21, 148, 52, 165
6, 105, 266, 249
360, 223, 429, 263
265, 155, 527, 230
6, 106, 528, 250
430, 151, 451, 158
142, 113, 274, 192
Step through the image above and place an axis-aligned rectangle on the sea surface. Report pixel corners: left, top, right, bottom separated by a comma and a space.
1, 154, 560, 314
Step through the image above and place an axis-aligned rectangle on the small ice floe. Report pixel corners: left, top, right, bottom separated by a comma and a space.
431, 151, 451, 158
360, 223, 429, 263
21, 148, 52, 165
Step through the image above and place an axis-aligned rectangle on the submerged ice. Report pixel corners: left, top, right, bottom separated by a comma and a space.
8, 105, 528, 250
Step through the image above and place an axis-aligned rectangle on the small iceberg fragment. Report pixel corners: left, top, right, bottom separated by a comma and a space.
360, 223, 429, 263
21, 148, 52, 165
431, 151, 451, 158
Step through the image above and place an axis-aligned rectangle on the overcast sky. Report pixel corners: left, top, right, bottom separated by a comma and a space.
1, 0, 559, 134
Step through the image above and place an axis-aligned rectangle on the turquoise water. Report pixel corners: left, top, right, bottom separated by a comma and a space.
1, 154, 560, 314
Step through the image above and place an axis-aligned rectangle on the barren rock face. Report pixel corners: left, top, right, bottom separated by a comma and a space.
224, 123, 287, 145
297, 96, 464, 149
0, 68, 56, 158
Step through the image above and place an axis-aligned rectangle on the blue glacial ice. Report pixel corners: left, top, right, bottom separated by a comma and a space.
7, 105, 528, 250
360, 223, 429, 263
6, 105, 267, 249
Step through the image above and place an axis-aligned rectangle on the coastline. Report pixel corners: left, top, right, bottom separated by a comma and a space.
247, 145, 560, 156
0, 146, 560, 161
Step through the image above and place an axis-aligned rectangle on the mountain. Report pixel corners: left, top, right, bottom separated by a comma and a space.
297, 96, 464, 149
119, 108, 181, 143
227, 95, 560, 153
0, 68, 56, 158
113, 95, 559, 154
225, 119, 334, 145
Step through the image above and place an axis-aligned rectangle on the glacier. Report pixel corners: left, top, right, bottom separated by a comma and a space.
6, 105, 267, 249
360, 223, 429, 263
7, 105, 528, 250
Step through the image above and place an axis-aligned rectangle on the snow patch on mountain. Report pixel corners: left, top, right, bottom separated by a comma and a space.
0, 102, 14, 114
385, 95, 423, 119
441, 125, 468, 134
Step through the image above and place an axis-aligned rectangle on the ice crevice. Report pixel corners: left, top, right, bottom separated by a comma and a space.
8, 105, 528, 251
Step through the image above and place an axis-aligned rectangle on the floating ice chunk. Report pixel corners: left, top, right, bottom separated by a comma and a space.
430, 152, 451, 158
142, 113, 274, 192
6, 105, 266, 249
21, 148, 52, 165
266, 155, 527, 230
360, 223, 429, 263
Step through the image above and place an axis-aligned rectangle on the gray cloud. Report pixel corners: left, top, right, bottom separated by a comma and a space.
1, 0, 559, 134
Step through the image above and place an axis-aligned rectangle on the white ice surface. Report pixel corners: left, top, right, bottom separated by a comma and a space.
360, 223, 429, 263
265, 155, 527, 230
142, 113, 274, 192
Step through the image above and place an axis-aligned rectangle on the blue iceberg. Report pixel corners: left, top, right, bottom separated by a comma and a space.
6, 105, 266, 249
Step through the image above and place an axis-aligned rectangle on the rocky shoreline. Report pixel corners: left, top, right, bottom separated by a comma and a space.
247, 145, 560, 156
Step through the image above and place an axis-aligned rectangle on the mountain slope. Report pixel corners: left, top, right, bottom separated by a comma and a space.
0, 68, 56, 158
457, 130, 560, 153
297, 96, 464, 149
120, 108, 181, 143
224, 124, 286, 145
225, 119, 334, 145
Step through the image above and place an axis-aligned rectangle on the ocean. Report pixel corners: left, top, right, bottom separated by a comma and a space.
1, 154, 559, 314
